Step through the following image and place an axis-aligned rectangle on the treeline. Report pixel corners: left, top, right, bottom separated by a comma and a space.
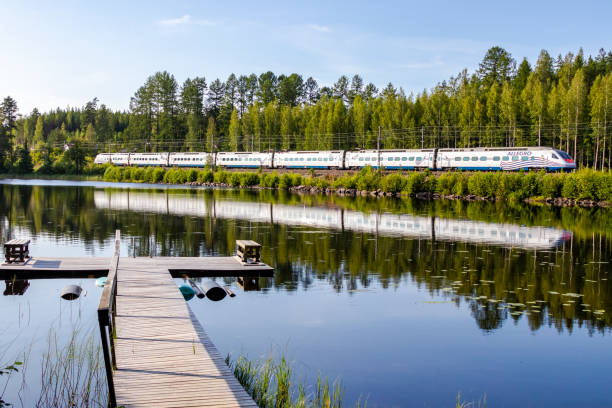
103, 166, 612, 203
1, 46, 612, 172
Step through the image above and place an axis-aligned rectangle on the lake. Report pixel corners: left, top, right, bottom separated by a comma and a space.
0, 180, 611, 407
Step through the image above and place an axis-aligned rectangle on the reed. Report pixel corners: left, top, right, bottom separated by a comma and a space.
226, 353, 366, 408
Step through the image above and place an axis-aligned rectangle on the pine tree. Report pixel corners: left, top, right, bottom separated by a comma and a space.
228, 109, 240, 151
206, 116, 216, 153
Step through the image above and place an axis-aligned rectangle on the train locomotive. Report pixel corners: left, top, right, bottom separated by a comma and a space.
95, 146, 576, 172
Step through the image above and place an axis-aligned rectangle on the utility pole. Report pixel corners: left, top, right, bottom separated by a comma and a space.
377, 126, 381, 168
421, 126, 424, 149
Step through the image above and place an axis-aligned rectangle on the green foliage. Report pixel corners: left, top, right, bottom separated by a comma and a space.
240, 172, 260, 187
226, 353, 354, 408
214, 170, 229, 184
380, 173, 404, 193
14, 147, 33, 174
197, 169, 214, 183
187, 169, 198, 183
260, 172, 280, 188
403, 172, 426, 195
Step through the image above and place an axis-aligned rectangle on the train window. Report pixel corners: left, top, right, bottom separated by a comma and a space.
365, 157, 370, 161
387, 157, 393, 161
416, 157, 422, 161
471, 157, 478, 161
318, 158, 323, 161
531, 157, 535, 161
512, 156, 519, 161
323, 158, 328, 161
359, 157, 363, 161
402, 157, 407, 161
395, 157, 400, 161
551, 153, 559, 159
521, 156, 529, 161
493, 156, 500, 161
409, 157, 414, 161
463, 157, 469, 161
480, 156, 486, 161
372, 157, 376, 161
455, 157, 461, 161
502, 156, 509, 161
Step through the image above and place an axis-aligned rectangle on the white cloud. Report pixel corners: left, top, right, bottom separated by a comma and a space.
158, 14, 217, 27
306, 24, 331, 33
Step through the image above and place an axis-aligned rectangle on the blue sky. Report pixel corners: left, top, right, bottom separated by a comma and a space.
1, 0, 610, 113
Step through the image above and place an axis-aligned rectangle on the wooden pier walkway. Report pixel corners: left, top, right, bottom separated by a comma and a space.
113, 257, 258, 407
2, 231, 272, 407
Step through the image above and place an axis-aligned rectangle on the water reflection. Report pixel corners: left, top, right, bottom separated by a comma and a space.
94, 189, 570, 249
0, 182, 610, 335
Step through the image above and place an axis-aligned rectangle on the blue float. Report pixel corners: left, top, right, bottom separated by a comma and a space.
179, 284, 196, 301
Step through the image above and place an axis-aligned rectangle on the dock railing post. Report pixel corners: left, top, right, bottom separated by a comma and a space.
97, 230, 121, 407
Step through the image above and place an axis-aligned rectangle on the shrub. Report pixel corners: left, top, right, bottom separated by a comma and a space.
540, 174, 563, 198
403, 172, 426, 195
240, 172, 260, 187
561, 173, 579, 198
260, 172, 279, 188
187, 169, 198, 183
151, 168, 165, 183
229, 172, 242, 187
197, 170, 214, 183
380, 173, 405, 193
214, 170, 229, 184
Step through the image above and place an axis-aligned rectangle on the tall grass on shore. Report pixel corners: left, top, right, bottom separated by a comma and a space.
226, 354, 366, 408
36, 328, 107, 408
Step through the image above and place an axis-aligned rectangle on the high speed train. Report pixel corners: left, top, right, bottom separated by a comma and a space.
95, 147, 576, 172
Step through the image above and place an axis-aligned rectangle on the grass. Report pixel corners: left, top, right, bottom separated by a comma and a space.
226, 353, 367, 408
36, 328, 107, 408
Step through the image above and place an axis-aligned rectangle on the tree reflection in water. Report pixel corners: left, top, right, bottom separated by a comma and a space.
0, 183, 610, 334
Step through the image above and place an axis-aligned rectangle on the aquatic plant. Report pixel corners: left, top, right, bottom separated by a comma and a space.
226, 353, 365, 408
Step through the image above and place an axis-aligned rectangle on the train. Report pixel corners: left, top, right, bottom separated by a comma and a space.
94, 146, 576, 172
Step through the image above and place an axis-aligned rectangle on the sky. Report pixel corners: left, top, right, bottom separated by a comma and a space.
1, 0, 610, 114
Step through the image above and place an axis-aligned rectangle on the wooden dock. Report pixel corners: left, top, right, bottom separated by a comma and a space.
112, 257, 258, 407
2, 232, 272, 407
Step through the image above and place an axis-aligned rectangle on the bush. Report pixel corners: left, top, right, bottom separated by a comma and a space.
187, 169, 198, 183
540, 174, 563, 198
103, 166, 122, 182
355, 166, 379, 191
214, 170, 229, 184
260, 172, 279, 188
151, 168, 165, 183
229, 172, 242, 187
240, 172, 260, 187
380, 173, 405, 193
197, 170, 214, 183
403, 172, 426, 195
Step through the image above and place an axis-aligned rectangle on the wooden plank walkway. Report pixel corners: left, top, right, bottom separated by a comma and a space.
0, 257, 111, 279
113, 257, 258, 407
0, 256, 273, 279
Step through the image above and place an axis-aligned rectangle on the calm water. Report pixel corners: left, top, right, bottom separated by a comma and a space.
1, 180, 611, 407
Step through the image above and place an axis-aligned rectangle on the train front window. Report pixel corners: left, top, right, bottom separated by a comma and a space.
552, 153, 559, 159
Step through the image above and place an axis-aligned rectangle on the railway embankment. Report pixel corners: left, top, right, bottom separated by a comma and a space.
102, 166, 612, 207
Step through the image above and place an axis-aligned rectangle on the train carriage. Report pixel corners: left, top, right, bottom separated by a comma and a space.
129, 152, 169, 167
109, 153, 130, 166
93, 153, 112, 164
436, 147, 575, 172
274, 151, 344, 169
216, 152, 273, 168
345, 149, 435, 169
169, 152, 213, 167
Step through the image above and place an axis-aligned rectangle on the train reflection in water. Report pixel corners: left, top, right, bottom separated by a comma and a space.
94, 190, 571, 249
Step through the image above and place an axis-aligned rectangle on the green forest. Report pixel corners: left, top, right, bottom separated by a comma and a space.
0, 46, 611, 173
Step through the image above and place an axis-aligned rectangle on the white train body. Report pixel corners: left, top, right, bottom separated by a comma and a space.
94, 146, 575, 172
169, 152, 213, 167
274, 150, 344, 169
436, 147, 576, 171
345, 149, 435, 169
129, 152, 169, 167
94, 153, 112, 164
110, 153, 130, 166
216, 152, 273, 168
